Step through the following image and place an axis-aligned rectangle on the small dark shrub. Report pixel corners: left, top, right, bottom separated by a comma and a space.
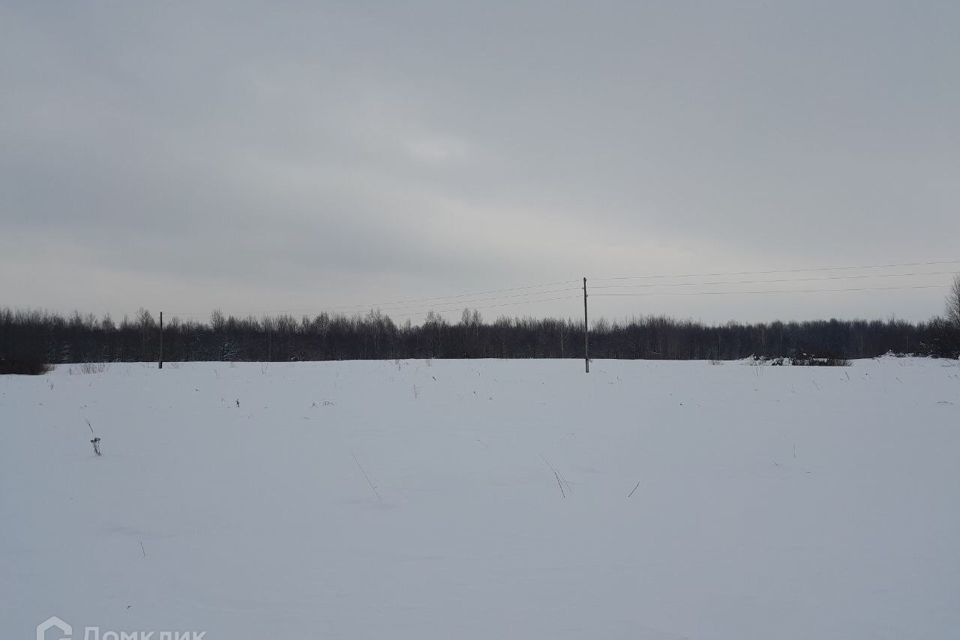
789, 353, 849, 366
0, 356, 52, 375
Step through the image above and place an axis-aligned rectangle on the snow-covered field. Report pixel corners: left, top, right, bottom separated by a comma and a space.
3, 358, 959, 640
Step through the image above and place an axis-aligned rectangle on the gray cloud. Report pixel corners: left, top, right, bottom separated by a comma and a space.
2, 1, 958, 324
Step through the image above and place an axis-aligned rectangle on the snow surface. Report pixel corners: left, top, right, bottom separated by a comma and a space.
3, 358, 959, 639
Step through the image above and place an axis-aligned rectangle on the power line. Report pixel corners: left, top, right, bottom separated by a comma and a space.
592, 259, 960, 282
165, 279, 579, 319
159, 258, 959, 321
323, 279, 579, 312
165, 285, 581, 320
390, 294, 582, 319
327, 286, 580, 314
592, 283, 947, 298
590, 269, 958, 290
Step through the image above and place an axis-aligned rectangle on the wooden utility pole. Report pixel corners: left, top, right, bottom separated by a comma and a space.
158, 311, 163, 369
583, 277, 589, 373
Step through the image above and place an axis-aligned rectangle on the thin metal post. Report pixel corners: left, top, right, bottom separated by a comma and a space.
159, 311, 163, 369
583, 277, 589, 373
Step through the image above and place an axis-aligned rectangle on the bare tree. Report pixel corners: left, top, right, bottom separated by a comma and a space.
136, 308, 155, 361
136, 307, 155, 330
947, 274, 960, 327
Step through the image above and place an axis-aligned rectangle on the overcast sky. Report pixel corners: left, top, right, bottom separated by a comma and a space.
2, 1, 958, 325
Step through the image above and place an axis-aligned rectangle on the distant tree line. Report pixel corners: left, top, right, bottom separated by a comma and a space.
2, 305, 959, 367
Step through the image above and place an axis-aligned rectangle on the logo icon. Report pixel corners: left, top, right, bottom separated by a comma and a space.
37, 616, 72, 640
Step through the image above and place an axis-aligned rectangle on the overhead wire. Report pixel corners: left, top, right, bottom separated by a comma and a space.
590, 269, 958, 290
592, 258, 960, 282
163, 283, 581, 321
321, 279, 579, 312
390, 294, 582, 319
159, 258, 960, 322
592, 283, 947, 297
164, 279, 579, 319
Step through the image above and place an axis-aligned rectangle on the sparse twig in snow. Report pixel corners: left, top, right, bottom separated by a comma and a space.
352, 454, 383, 504
553, 471, 566, 499
539, 454, 571, 498
85, 419, 102, 455
139, 539, 146, 558
627, 480, 641, 498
